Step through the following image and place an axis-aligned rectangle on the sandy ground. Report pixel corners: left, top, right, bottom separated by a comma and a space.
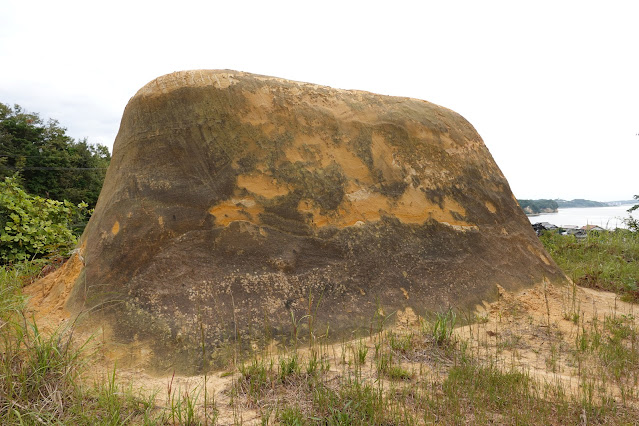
459, 282, 638, 400
24, 268, 639, 424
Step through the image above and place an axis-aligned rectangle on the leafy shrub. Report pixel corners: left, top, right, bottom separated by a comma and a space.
0, 176, 88, 263
625, 195, 639, 233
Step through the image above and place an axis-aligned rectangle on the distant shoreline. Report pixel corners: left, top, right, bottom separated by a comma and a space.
525, 203, 636, 217
520, 199, 636, 217
525, 204, 636, 230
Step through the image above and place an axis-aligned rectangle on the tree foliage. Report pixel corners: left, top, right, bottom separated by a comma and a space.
626, 195, 639, 232
0, 177, 88, 263
0, 103, 110, 208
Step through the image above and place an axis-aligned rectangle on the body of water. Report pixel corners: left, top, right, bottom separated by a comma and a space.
526, 205, 638, 229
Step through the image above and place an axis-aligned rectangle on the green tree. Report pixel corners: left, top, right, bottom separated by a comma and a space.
626, 195, 639, 232
0, 103, 110, 208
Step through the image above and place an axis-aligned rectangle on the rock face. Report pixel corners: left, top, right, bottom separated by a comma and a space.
67, 70, 566, 373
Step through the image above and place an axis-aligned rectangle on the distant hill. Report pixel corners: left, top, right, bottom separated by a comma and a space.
601, 200, 637, 207
555, 199, 607, 208
518, 199, 636, 213
517, 199, 558, 214
556, 199, 637, 208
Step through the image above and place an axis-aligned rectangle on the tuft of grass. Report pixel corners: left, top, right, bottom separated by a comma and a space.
309, 379, 388, 424
238, 357, 271, 401
430, 308, 457, 346
278, 404, 305, 425
388, 331, 413, 353
355, 341, 368, 366
279, 353, 301, 382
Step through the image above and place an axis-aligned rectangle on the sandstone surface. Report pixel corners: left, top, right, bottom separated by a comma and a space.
42, 70, 567, 373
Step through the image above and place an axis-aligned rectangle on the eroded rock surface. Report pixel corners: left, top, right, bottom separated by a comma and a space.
62, 70, 566, 373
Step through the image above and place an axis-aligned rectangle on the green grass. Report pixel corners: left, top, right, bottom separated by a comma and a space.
428, 308, 457, 347
540, 229, 639, 301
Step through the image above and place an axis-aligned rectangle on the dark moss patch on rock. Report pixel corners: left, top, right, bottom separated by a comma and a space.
274, 161, 346, 212
379, 179, 409, 199
350, 128, 374, 170
421, 187, 445, 209
236, 153, 259, 173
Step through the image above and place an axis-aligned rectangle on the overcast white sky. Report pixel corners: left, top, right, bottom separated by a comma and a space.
1, 0, 637, 201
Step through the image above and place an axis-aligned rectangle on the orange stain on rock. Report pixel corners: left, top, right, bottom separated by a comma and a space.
237, 173, 290, 199
208, 198, 264, 226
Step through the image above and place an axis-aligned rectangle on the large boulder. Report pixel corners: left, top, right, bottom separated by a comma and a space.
62, 70, 565, 373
